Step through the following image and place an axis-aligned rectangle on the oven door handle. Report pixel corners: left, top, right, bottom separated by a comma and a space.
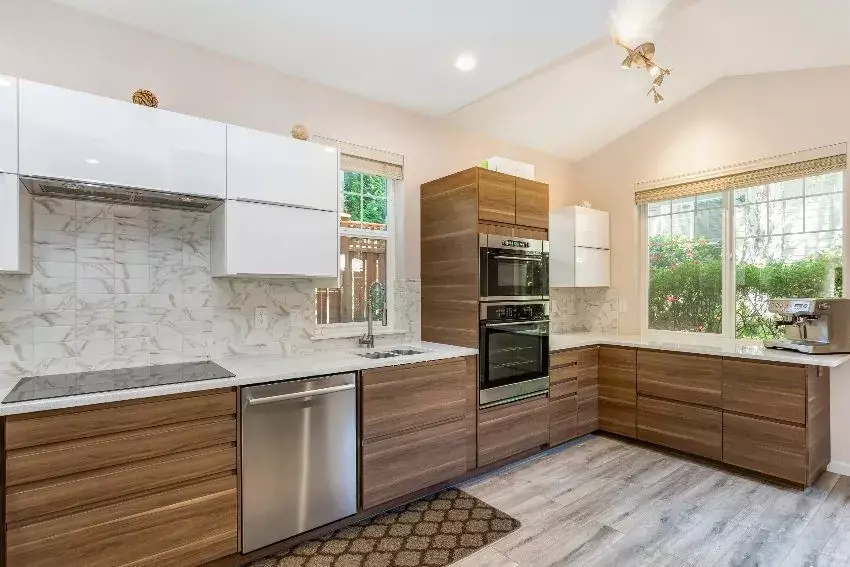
485, 319, 550, 327
492, 255, 543, 262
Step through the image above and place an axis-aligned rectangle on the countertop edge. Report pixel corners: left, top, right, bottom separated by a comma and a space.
0, 343, 477, 417
549, 334, 850, 368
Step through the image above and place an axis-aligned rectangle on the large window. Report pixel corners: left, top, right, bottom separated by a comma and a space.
316, 171, 392, 327
645, 172, 844, 339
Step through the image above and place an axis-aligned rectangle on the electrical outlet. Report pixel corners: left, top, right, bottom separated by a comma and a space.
619, 300, 628, 313
254, 307, 269, 330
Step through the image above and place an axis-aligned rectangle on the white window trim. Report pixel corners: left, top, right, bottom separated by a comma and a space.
313, 172, 397, 336
640, 170, 849, 340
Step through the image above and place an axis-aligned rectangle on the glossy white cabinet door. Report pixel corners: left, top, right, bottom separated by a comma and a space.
575, 247, 610, 287
0, 76, 17, 174
226, 125, 339, 211
0, 174, 32, 274
220, 200, 338, 277
18, 80, 226, 198
574, 207, 610, 249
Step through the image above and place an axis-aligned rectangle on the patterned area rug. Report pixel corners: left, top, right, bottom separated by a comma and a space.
247, 488, 521, 567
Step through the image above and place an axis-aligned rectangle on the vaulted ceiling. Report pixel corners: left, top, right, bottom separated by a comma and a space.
50, 0, 850, 160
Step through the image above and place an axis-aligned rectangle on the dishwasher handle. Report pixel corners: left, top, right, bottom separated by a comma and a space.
245, 383, 355, 406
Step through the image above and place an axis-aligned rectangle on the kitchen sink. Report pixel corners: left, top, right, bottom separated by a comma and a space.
357, 351, 399, 359
355, 347, 429, 359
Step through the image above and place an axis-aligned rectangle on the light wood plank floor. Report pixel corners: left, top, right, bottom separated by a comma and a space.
453, 434, 850, 567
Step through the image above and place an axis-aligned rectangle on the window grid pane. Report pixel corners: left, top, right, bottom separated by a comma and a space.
734, 173, 843, 339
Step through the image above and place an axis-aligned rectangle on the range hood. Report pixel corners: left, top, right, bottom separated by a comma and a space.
20, 176, 224, 212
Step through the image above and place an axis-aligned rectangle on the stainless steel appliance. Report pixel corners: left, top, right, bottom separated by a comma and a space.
240, 373, 357, 553
20, 176, 223, 212
479, 234, 548, 301
764, 298, 850, 354
479, 300, 549, 407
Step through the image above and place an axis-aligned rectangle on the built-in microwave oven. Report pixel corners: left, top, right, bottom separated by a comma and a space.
479, 234, 548, 301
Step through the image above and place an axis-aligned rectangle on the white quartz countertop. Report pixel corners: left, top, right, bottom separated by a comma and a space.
550, 332, 850, 368
0, 342, 477, 416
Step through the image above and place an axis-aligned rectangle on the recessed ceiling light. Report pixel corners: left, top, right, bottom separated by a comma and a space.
85, 158, 100, 164
454, 54, 477, 72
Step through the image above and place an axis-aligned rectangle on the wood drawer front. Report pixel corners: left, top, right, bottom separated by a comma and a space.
5, 389, 236, 450
6, 444, 236, 524
723, 413, 807, 484
7, 417, 236, 486
722, 359, 806, 424
478, 169, 516, 224
577, 399, 598, 436
363, 359, 467, 441
638, 351, 722, 408
599, 347, 637, 404
577, 366, 598, 403
550, 376, 578, 400
599, 397, 636, 438
478, 396, 549, 466
637, 396, 722, 460
7, 475, 237, 567
551, 349, 578, 368
549, 395, 577, 446
362, 419, 467, 509
577, 347, 599, 369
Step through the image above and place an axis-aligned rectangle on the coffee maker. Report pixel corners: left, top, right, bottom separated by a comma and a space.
764, 298, 850, 354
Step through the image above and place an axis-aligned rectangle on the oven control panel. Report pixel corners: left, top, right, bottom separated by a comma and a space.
481, 302, 549, 321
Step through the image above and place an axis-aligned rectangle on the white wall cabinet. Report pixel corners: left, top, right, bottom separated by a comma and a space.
226, 125, 339, 210
0, 174, 32, 274
211, 200, 338, 278
0, 76, 17, 174
550, 206, 610, 287
18, 80, 226, 198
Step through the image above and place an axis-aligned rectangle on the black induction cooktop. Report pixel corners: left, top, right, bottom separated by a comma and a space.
2, 361, 235, 403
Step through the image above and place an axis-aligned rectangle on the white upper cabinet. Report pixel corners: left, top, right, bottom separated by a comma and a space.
226, 125, 339, 211
18, 80, 226, 198
574, 207, 610, 249
549, 205, 610, 288
211, 200, 338, 278
0, 174, 32, 274
0, 75, 17, 174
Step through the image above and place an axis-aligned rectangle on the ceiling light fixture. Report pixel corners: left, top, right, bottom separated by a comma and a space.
615, 39, 672, 103
454, 54, 477, 72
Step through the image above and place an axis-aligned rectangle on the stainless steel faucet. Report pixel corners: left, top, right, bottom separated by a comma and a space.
358, 282, 385, 349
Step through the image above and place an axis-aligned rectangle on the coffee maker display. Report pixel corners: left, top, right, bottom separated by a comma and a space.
764, 298, 850, 354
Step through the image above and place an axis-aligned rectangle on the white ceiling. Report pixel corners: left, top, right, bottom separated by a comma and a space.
50, 0, 850, 160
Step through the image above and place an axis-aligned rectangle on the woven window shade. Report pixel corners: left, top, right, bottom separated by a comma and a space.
634, 144, 847, 205
313, 135, 404, 180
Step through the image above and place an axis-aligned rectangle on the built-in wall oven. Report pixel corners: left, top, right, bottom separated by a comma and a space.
479, 301, 549, 408
479, 234, 548, 301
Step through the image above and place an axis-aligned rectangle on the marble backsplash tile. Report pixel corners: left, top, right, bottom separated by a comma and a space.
0, 197, 421, 378
550, 287, 619, 334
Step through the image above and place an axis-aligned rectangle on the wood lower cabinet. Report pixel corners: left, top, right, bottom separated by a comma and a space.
362, 419, 467, 509
3, 389, 238, 567
478, 396, 548, 466
637, 395, 722, 460
722, 359, 806, 424
550, 347, 598, 443
599, 346, 637, 438
576, 348, 599, 436
637, 350, 722, 408
361, 356, 478, 508
723, 412, 808, 484
549, 394, 577, 446
362, 358, 467, 441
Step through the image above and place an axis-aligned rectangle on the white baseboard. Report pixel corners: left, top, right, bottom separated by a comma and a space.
827, 461, 850, 476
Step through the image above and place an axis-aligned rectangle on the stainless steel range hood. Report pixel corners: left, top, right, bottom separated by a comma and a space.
20, 176, 224, 212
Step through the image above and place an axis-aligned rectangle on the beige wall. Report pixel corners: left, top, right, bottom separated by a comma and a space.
574, 65, 850, 333
0, 0, 575, 280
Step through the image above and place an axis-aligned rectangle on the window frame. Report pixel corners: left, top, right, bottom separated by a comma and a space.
640, 170, 849, 341
315, 170, 396, 333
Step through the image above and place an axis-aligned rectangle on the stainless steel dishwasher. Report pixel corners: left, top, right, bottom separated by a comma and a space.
240, 373, 357, 553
